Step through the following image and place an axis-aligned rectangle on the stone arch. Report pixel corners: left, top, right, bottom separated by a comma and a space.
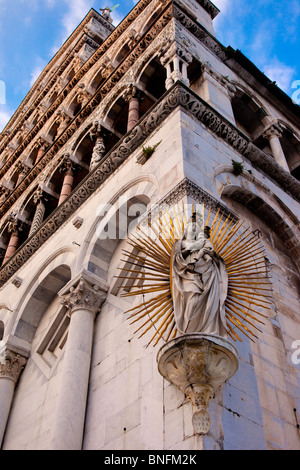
136, 54, 167, 102
77, 175, 159, 283
139, 5, 164, 37
12, 249, 75, 345
214, 167, 300, 269
277, 120, 300, 179
230, 82, 271, 141
0, 304, 11, 343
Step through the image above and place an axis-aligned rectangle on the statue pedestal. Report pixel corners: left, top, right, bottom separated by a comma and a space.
157, 334, 239, 435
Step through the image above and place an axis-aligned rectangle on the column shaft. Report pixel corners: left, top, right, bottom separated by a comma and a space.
29, 201, 46, 237
3, 231, 19, 265
269, 135, 290, 171
58, 171, 74, 205
50, 307, 94, 450
35, 146, 46, 164
0, 378, 15, 447
0, 350, 27, 448
127, 97, 140, 132
50, 273, 107, 450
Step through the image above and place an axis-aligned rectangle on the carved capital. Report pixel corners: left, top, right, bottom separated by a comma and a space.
123, 84, 141, 102
0, 349, 27, 383
7, 213, 23, 235
263, 123, 283, 140
33, 187, 47, 206
35, 136, 49, 151
59, 154, 77, 175
60, 275, 107, 316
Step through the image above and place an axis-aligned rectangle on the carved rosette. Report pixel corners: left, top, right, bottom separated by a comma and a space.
157, 334, 239, 435
60, 277, 107, 317
0, 350, 27, 383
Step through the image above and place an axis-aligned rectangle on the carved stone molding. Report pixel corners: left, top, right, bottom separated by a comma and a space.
0, 82, 299, 287
0, 349, 27, 383
154, 177, 238, 221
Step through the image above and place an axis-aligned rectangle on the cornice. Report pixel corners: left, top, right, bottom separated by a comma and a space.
0, 82, 299, 288
196, 0, 220, 19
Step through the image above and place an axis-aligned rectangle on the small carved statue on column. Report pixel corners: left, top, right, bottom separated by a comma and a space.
89, 121, 106, 171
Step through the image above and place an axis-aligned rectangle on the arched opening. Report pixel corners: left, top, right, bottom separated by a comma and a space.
221, 185, 300, 270
139, 56, 166, 101
115, 43, 130, 65
106, 96, 129, 136
47, 121, 59, 142
21, 186, 57, 236
74, 128, 118, 168
231, 89, 269, 141
14, 264, 72, 343
280, 127, 300, 179
187, 57, 204, 94
68, 95, 82, 117
88, 194, 150, 283
90, 70, 105, 92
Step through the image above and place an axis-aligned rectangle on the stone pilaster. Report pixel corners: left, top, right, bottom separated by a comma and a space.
0, 349, 27, 447
263, 124, 289, 171
50, 271, 108, 450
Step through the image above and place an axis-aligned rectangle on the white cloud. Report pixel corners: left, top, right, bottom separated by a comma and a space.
30, 64, 45, 88
0, 108, 12, 132
62, 0, 95, 39
263, 59, 296, 94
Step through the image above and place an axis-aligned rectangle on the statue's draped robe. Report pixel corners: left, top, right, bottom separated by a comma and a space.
171, 237, 228, 337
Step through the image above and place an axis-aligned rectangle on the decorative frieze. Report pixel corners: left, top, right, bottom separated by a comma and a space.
0, 82, 299, 287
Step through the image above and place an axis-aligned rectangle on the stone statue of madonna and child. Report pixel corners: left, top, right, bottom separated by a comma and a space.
171, 212, 228, 338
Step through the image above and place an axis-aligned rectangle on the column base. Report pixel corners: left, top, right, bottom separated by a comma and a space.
157, 333, 239, 435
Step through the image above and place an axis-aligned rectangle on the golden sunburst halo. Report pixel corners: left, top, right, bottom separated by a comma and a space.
117, 201, 272, 347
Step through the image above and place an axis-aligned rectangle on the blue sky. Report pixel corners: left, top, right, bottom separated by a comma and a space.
0, 0, 299, 131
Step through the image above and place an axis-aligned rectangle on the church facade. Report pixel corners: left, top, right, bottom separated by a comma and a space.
0, 0, 299, 450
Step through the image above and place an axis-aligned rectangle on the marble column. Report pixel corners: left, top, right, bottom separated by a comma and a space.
160, 43, 192, 90
2, 219, 22, 266
50, 271, 108, 450
0, 349, 27, 447
126, 86, 140, 132
263, 124, 289, 171
35, 138, 49, 164
58, 156, 76, 206
15, 162, 30, 187
28, 188, 47, 238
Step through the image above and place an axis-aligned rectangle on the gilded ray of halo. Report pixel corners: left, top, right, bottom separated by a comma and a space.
118, 202, 272, 346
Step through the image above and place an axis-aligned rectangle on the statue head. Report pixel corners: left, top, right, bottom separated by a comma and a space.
184, 212, 203, 240
204, 226, 211, 239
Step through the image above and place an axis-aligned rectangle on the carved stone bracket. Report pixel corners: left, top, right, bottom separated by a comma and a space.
157, 334, 238, 435
0, 349, 27, 383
